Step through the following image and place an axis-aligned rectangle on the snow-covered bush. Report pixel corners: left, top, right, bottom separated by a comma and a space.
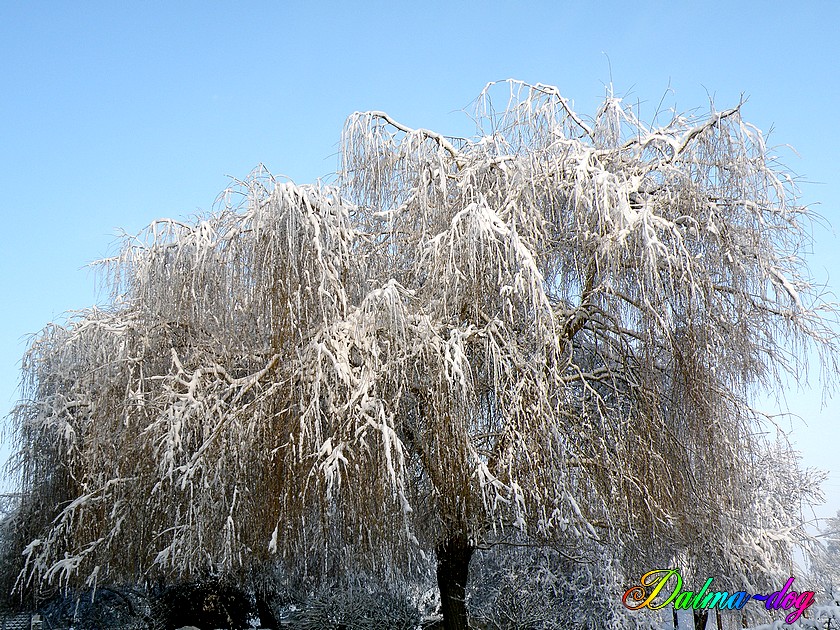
468, 545, 659, 630
37, 586, 152, 630
281, 583, 423, 630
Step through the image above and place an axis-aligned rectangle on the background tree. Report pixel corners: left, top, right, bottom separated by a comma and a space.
809, 509, 840, 607
675, 437, 825, 629
5, 81, 836, 629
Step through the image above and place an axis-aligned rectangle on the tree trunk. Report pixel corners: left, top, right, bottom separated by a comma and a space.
693, 609, 708, 630
255, 592, 280, 629
436, 534, 475, 630
673, 607, 679, 629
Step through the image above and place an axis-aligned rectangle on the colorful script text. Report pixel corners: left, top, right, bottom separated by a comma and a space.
622, 569, 814, 624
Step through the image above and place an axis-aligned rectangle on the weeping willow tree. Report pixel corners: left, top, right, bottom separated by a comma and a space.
6, 81, 836, 629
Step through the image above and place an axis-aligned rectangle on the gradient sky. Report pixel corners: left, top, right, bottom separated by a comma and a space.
1, 1, 838, 526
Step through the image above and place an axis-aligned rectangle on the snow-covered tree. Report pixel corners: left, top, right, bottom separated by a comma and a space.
809, 509, 840, 609
679, 437, 825, 629
6, 81, 836, 629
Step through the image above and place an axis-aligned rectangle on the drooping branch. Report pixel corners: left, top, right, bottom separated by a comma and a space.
363, 110, 466, 169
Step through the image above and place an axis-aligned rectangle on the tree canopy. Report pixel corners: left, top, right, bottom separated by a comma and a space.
5, 80, 835, 629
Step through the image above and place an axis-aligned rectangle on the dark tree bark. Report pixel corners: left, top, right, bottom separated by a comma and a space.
157, 580, 252, 630
693, 609, 708, 630
436, 535, 475, 630
673, 607, 679, 629
255, 592, 280, 629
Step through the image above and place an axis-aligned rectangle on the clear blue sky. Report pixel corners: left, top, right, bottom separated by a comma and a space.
1, 2, 838, 525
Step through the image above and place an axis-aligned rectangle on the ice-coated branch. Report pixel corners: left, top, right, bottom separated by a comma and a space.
359, 110, 466, 169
